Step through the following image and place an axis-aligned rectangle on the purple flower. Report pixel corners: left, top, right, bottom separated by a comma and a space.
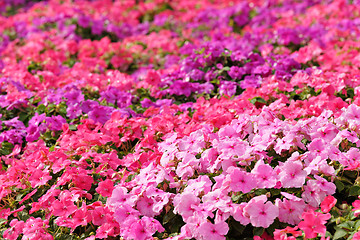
197, 82, 214, 94
28, 113, 46, 126
42, 90, 63, 105
189, 69, 204, 81
231, 50, 247, 62
116, 93, 133, 109
153, 15, 168, 26
179, 102, 194, 111
1, 129, 26, 144
252, 65, 271, 76
228, 66, 245, 80
26, 124, 41, 142
64, 90, 84, 105
112, 109, 131, 118
204, 69, 217, 82
164, 55, 180, 68
141, 98, 153, 108
134, 22, 149, 35
88, 105, 114, 124
169, 81, 193, 97
78, 15, 90, 28
276, 28, 301, 46
14, 21, 28, 38
155, 99, 173, 107
3, 117, 25, 129
46, 115, 66, 131
91, 19, 104, 35
67, 104, 82, 119
100, 87, 133, 108
240, 75, 262, 89
219, 81, 237, 96
234, 14, 249, 26
81, 100, 99, 114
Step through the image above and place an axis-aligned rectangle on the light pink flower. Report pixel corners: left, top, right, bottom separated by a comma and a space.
275, 197, 306, 225
232, 202, 251, 225
173, 193, 200, 220
227, 167, 257, 193
251, 160, 277, 188
198, 221, 229, 240
279, 160, 307, 188
244, 195, 279, 228
302, 179, 327, 207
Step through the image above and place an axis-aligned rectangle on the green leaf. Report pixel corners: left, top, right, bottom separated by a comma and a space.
230, 220, 246, 234
355, 220, 360, 230
254, 189, 267, 196
17, 210, 30, 221
333, 228, 348, 240
253, 227, 264, 236
338, 221, 354, 230
270, 188, 281, 196
36, 104, 46, 113
162, 210, 176, 225
49, 145, 55, 152
250, 97, 266, 105
0, 142, 14, 155
231, 193, 243, 203
335, 180, 345, 192
69, 125, 77, 131
349, 185, 360, 196
0, 218, 7, 226
221, 66, 230, 71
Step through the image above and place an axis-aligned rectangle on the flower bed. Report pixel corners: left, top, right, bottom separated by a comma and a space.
1, 0, 360, 239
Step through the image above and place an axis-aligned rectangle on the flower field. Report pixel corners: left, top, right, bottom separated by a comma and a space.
2, 0, 360, 239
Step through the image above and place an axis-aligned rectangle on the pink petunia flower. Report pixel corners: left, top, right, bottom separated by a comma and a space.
279, 160, 307, 188
198, 221, 229, 240
243, 195, 279, 228
173, 193, 200, 220
227, 166, 257, 193
251, 160, 277, 188
275, 197, 306, 225
301, 179, 327, 207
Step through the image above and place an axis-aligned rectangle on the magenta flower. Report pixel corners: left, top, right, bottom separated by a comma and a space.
127, 219, 152, 240
96, 179, 114, 197
320, 195, 337, 213
3, 219, 24, 240
136, 197, 156, 217
298, 209, 330, 239
51, 198, 77, 217
95, 223, 116, 239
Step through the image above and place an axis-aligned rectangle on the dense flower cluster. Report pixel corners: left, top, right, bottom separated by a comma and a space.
1, 0, 360, 239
